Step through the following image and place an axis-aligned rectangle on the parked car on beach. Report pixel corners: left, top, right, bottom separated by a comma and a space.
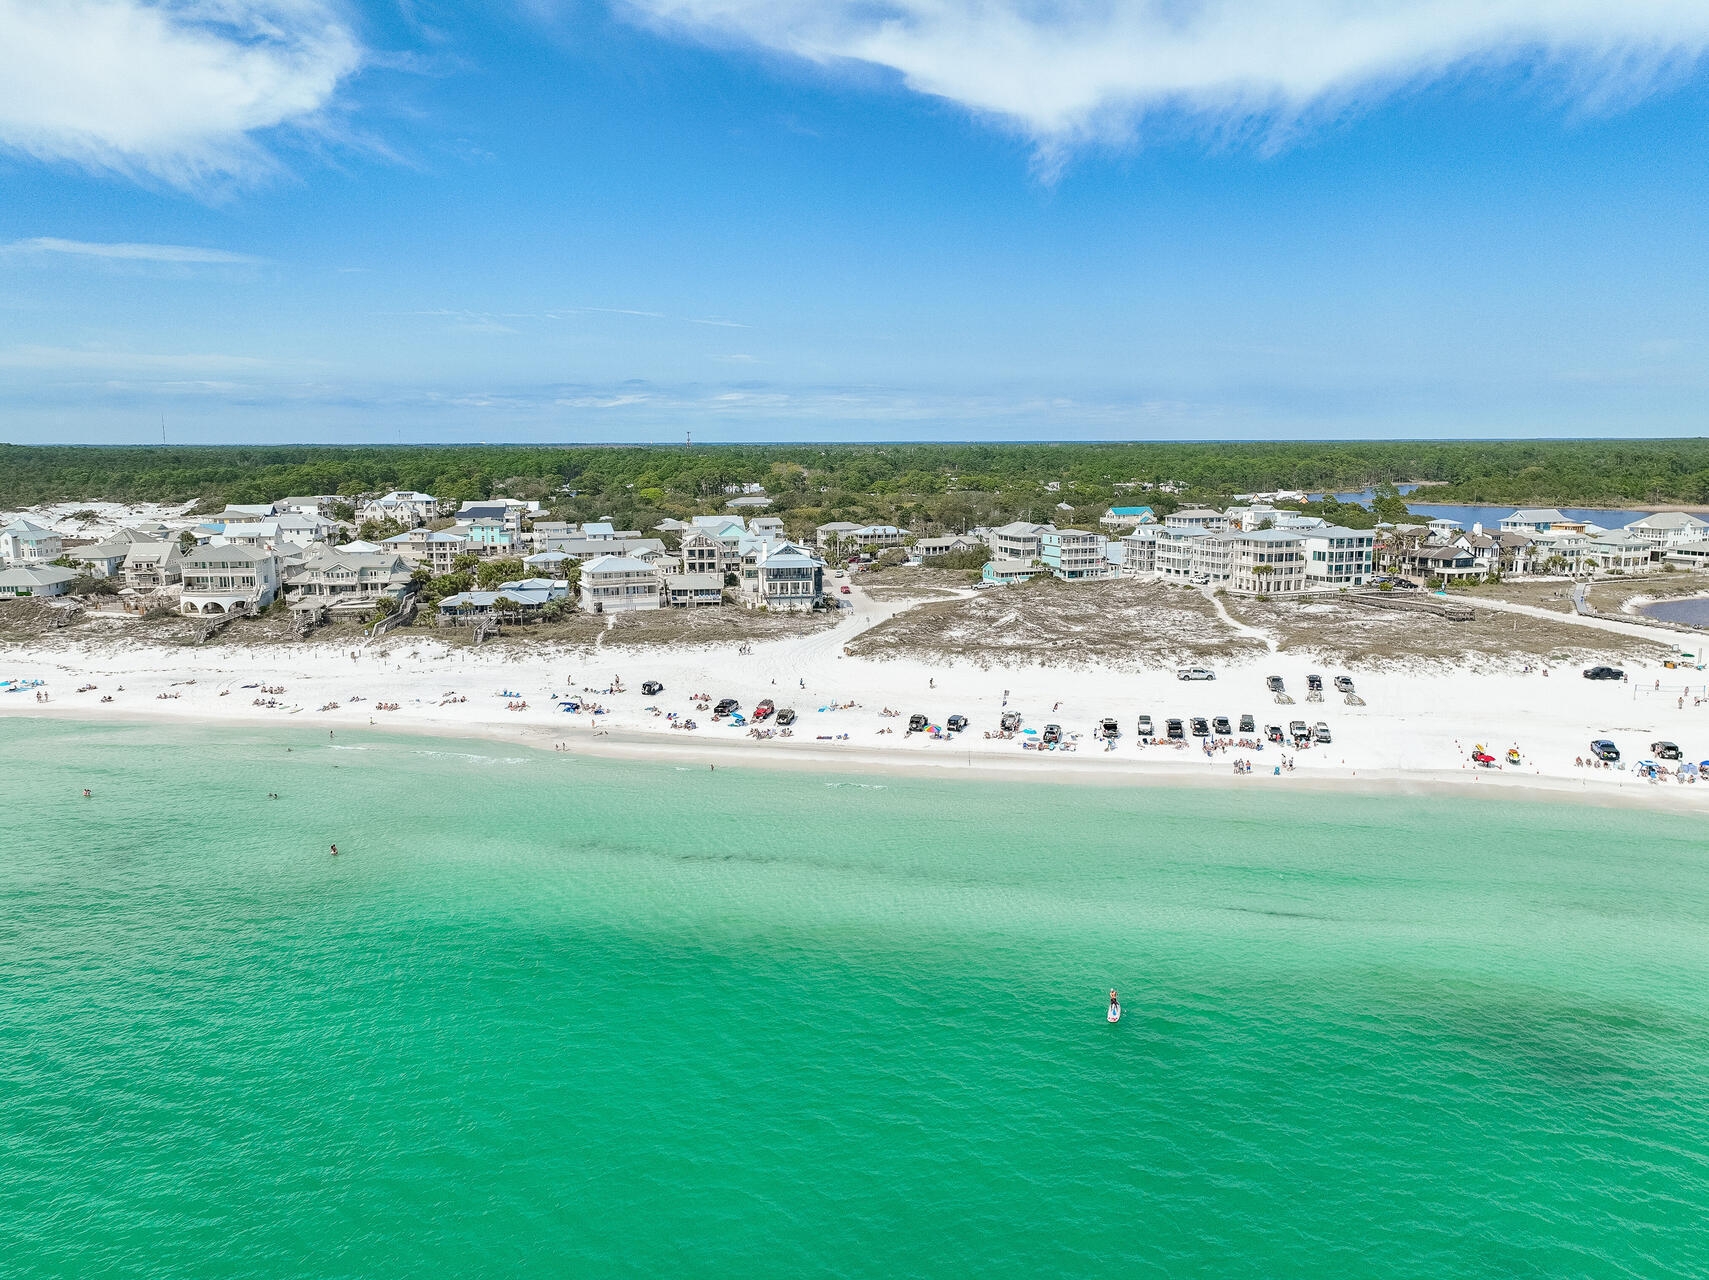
1000, 711, 1022, 732
1239, 714, 1255, 733
1191, 717, 1210, 737
908, 713, 928, 732
1099, 718, 1120, 739
714, 698, 740, 716
641, 680, 664, 695
1042, 724, 1062, 744
1290, 720, 1311, 743
1266, 724, 1284, 743
1166, 718, 1185, 740
1652, 740, 1682, 760
1178, 667, 1215, 681
1583, 667, 1625, 681
1265, 675, 1284, 693
1212, 716, 1231, 736
1590, 739, 1620, 762
1333, 676, 1355, 694
947, 714, 968, 733
776, 708, 796, 727
1136, 714, 1154, 737
1314, 722, 1332, 743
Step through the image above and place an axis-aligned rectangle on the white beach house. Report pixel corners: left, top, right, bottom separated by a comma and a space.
179, 546, 281, 615
0, 518, 63, 567
579, 555, 663, 613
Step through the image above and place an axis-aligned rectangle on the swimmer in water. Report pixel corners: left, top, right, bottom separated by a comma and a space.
330, 843, 338, 856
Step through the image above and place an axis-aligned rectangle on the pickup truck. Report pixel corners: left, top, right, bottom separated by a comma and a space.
1590, 738, 1620, 762
1313, 721, 1332, 743
1290, 720, 1311, 743
1190, 717, 1210, 737
713, 698, 740, 716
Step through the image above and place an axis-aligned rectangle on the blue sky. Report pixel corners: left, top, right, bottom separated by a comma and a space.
3, 0, 1709, 444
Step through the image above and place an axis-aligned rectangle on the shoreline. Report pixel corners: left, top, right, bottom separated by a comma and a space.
12, 700, 1709, 815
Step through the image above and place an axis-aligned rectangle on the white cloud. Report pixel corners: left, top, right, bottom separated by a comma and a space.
0, 0, 362, 185
1, 236, 266, 263
621, 0, 1709, 146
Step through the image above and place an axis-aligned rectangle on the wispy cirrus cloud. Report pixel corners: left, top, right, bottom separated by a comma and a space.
0, 0, 362, 186
1, 236, 267, 264
620, 0, 1709, 152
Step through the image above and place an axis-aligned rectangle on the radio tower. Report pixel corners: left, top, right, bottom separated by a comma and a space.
685, 430, 691, 447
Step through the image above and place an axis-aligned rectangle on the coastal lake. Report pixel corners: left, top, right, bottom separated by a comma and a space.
4, 719, 1708, 1278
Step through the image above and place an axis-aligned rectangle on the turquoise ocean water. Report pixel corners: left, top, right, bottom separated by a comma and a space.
3, 718, 1708, 1278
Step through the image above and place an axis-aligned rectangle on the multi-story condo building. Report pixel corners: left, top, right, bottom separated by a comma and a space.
1039, 529, 1108, 580
986, 521, 1055, 563
285, 547, 414, 610
1301, 527, 1377, 589
1228, 529, 1307, 595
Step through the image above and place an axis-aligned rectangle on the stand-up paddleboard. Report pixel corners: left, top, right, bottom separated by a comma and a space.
1107, 1002, 1121, 1023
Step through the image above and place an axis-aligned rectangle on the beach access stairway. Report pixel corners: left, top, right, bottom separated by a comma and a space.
1344, 591, 1474, 622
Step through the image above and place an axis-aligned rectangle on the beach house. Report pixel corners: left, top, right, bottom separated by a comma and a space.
121, 542, 183, 592
0, 519, 63, 567
381, 528, 469, 574
1500, 508, 1571, 535
579, 555, 664, 614
1099, 506, 1156, 531
285, 546, 414, 612
914, 534, 984, 559
358, 491, 440, 527
0, 566, 77, 598
739, 541, 825, 610
1164, 509, 1230, 533
1626, 512, 1709, 549
178, 546, 281, 615
1582, 531, 1655, 574
664, 572, 725, 607
67, 538, 134, 578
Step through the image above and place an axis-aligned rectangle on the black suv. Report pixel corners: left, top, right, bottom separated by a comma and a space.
1652, 740, 1682, 760
1265, 675, 1284, 693
947, 714, 968, 733
776, 708, 797, 727
1584, 667, 1625, 681
908, 713, 928, 732
1166, 718, 1185, 740
1191, 716, 1210, 737
713, 698, 740, 716
1212, 716, 1231, 735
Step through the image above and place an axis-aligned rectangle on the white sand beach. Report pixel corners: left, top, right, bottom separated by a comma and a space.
6, 581, 1709, 811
